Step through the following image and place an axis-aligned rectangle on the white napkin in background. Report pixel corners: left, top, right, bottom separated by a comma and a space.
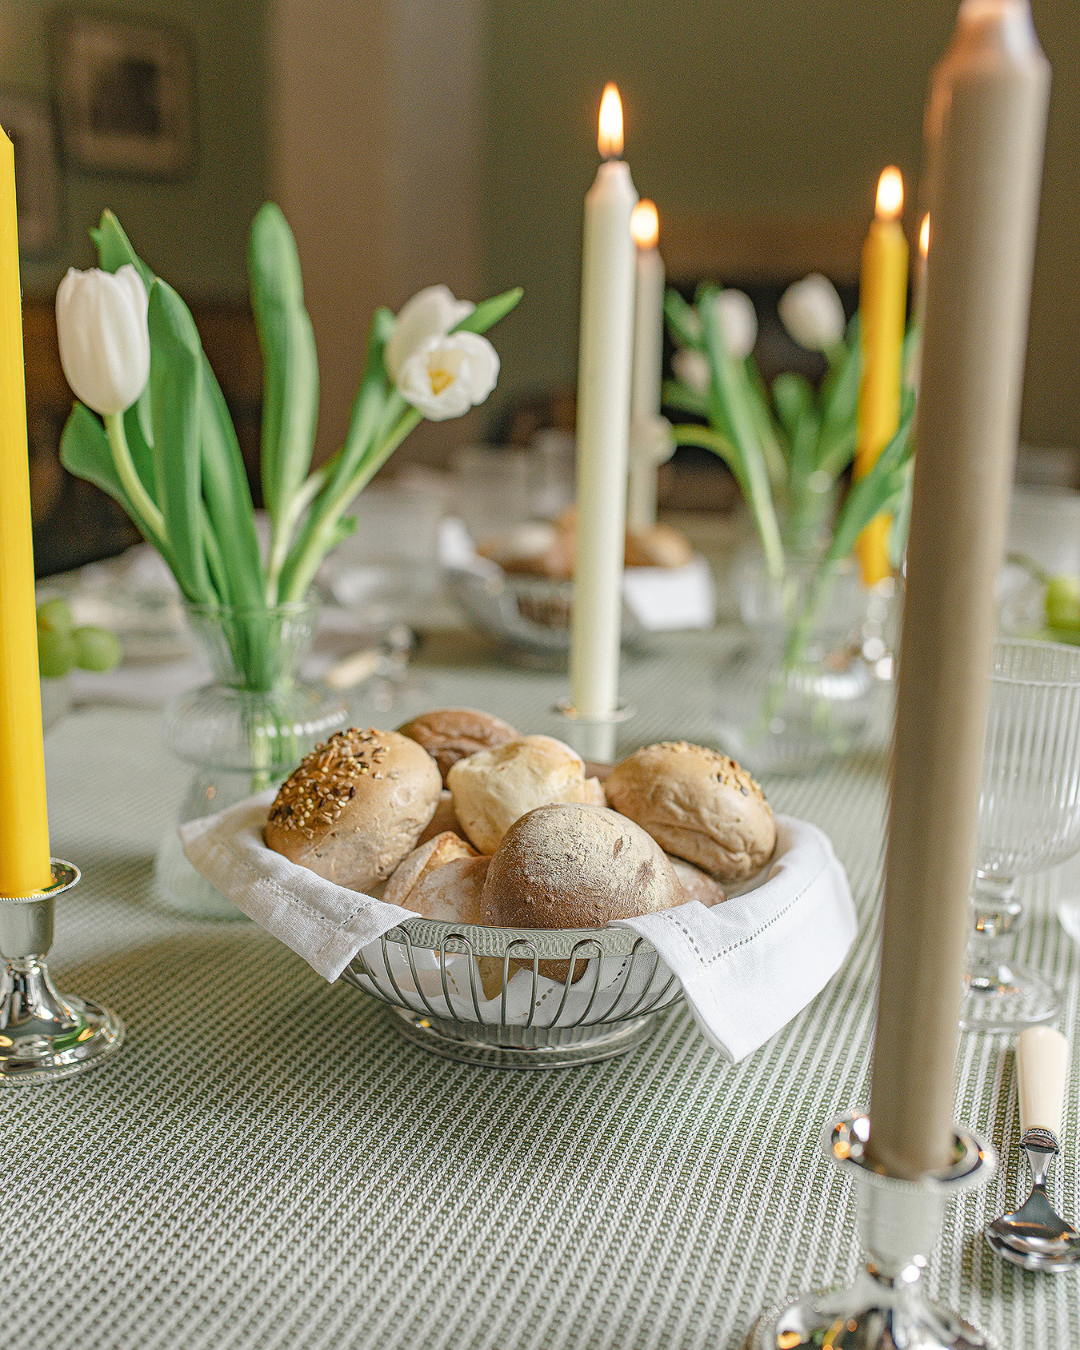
181, 799, 856, 1063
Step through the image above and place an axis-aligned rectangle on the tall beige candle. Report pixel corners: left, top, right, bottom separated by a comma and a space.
869, 0, 1050, 1180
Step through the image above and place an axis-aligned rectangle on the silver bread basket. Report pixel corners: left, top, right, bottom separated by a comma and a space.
342, 916, 683, 1068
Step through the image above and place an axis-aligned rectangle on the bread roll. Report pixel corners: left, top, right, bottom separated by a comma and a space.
404, 855, 489, 924
265, 727, 442, 891
605, 741, 775, 882
384, 832, 479, 908
624, 524, 694, 569
582, 776, 606, 807
397, 708, 519, 784
477, 522, 575, 580
448, 734, 588, 854
417, 789, 465, 844
482, 803, 682, 930
669, 858, 726, 907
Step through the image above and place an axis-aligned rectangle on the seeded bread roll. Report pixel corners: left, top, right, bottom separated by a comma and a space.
605, 741, 775, 882
482, 802, 682, 930
383, 832, 479, 908
448, 734, 588, 854
265, 727, 442, 891
398, 708, 520, 784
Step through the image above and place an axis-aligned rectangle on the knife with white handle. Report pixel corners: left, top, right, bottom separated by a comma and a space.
1017, 1025, 1068, 1140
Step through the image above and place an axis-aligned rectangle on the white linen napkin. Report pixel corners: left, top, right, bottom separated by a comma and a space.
180, 799, 856, 1063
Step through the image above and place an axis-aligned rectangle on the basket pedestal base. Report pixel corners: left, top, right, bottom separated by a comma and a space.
388, 1006, 662, 1068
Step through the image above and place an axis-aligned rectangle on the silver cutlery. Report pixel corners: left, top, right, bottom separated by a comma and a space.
986, 1026, 1080, 1271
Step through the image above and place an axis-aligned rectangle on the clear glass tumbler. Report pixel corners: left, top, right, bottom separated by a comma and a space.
961, 638, 1080, 1032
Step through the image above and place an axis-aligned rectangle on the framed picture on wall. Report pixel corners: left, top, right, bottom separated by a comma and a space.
0, 93, 61, 255
52, 12, 196, 177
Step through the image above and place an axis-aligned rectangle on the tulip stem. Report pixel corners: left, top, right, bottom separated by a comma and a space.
265, 465, 328, 605
105, 412, 166, 542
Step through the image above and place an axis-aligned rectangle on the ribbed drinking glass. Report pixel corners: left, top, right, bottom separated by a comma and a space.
961, 638, 1080, 1032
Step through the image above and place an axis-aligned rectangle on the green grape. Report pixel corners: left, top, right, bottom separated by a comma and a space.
1046, 575, 1080, 632
72, 626, 122, 672
37, 627, 77, 679
36, 597, 75, 635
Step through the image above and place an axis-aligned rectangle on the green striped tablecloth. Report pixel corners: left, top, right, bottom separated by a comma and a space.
5, 631, 1079, 1350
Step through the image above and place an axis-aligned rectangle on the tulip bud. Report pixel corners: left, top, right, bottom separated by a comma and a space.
672, 348, 710, 394
397, 331, 500, 421
778, 273, 846, 351
385, 284, 475, 381
711, 288, 758, 360
56, 265, 150, 415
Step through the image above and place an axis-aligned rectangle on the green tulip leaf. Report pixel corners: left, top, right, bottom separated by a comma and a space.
249, 202, 319, 532
453, 287, 523, 335
148, 280, 212, 603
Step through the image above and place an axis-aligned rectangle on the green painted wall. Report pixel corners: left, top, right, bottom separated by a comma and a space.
484, 0, 1080, 448
0, 0, 267, 298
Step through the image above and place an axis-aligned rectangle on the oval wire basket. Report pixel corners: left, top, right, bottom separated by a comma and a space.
342, 916, 683, 1068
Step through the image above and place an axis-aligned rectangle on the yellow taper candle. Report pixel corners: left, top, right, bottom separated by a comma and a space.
0, 129, 52, 897
854, 166, 909, 587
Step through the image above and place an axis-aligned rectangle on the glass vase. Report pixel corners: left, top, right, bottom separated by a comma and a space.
715, 553, 889, 775
155, 599, 348, 918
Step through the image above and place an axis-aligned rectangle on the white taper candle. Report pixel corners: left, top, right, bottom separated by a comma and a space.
569, 84, 638, 756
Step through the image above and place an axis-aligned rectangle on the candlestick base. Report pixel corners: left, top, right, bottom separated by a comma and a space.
552, 699, 635, 763
0, 860, 124, 1084
743, 1111, 998, 1350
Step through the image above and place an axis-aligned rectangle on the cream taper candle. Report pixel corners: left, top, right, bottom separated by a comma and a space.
869, 0, 1050, 1179
627, 199, 665, 531
569, 84, 638, 751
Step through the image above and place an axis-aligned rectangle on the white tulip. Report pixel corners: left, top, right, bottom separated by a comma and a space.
711, 288, 758, 360
397, 331, 500, 421
672, 348, 710, 394
56, 265, 150, 415
385, 284, 475, 380
778, 273, 846, 351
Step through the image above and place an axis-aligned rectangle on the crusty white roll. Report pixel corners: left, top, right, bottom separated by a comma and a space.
383, 832, 479, 908
582, 776, 606, 807
397, 708, 520, 784
605, 741, 775, 882
402, 855, 489, 924
265, 728, 442, 892
447, 734, 588, 854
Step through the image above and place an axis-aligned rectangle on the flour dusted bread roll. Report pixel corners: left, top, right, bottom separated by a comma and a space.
397, 708, 519, 784
605, 741, 775, 882
265, 728, 442, 891
448, 734, 588, 854
384, 832, 479, 907
481, 802, 682, 930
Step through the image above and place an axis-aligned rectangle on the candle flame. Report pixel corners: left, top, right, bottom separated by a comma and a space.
875, 166, 904, 222
598, 83, 623, 158
919, 212, 931, 259
630, 199, 659, 249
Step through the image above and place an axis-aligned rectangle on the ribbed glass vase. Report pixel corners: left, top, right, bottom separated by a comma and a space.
155, 599, 348, 918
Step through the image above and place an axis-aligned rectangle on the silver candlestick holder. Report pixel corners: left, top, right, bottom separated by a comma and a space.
744, 1110, 998, 1350
0, 859, 124, 1084
551, 699, 635, 763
